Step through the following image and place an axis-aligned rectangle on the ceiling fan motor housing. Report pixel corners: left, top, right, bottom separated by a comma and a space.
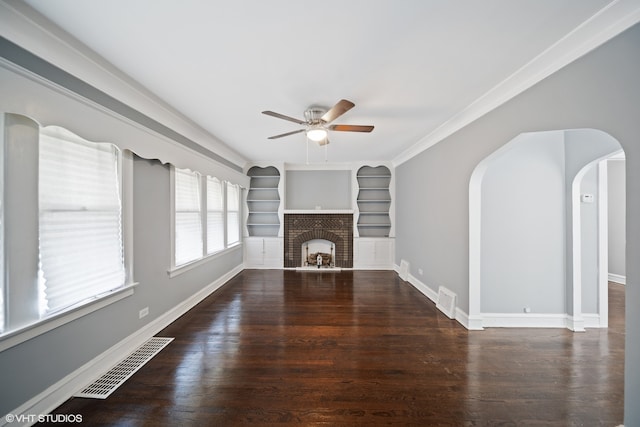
304, 107, 327, 124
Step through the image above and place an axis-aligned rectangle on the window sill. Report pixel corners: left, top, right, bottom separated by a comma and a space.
168, 243, 242, 278
0, 283, 138, 353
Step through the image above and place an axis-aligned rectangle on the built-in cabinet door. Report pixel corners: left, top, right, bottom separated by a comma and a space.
354, 238, 394, 269
245, 238, 265, 266
263, 238, 283, 267
245, 237, 283, 268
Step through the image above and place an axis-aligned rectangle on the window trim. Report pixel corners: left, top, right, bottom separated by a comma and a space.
0, 147, 136, 352
169, 166, 243, 277
0, 283, 137, 352
205, 176, 225, 255
167, 243, 242, 278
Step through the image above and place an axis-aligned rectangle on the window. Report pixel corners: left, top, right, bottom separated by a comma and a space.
1, 118, 133, 349
227, 182, 240, 246
38, 126, 126, 315
174, 168, 203, 266
171, 168, 242, 272
206, 176, 224, 253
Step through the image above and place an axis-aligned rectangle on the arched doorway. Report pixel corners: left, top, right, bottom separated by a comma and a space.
469, 129, 624, 330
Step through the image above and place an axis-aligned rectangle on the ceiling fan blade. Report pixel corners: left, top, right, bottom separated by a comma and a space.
321, 99, 355, 123
262, 110, 306, 125
267, 129, 305, 139
328, 124, 374, 133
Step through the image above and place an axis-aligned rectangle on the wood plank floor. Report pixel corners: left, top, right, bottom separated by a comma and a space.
38, 271, 625, 426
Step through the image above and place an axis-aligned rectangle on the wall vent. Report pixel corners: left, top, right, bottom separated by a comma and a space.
436, 286, 457, 319
75, 337, 173, 399
399, 260, 409, 281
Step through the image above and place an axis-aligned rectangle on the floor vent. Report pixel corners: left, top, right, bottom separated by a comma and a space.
436, 286, 457, 319
75, 337, 174, 399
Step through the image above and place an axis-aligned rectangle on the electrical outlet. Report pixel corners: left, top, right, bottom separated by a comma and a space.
139, 307, 149, 319
524, 307, 531, 313
418, 268, 423, 276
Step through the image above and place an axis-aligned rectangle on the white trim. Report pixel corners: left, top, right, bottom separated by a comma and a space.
283, 209, 354, 214
405, 274, 470, 329
479, 313, 603, 330
0, 284, 136, 353
122, 150, 135, 286
482, 313, 571, 329
407, 274, 438, 303
598, 160, 609, 327
393, 0, 640, 166
168, 243, 242, 278
0, 60, 249, 188
609, 273, 626, 285
466, 313, 484, 331
571, 165, 587, 330
1, 264, 244, 427
583, 313, 603, 329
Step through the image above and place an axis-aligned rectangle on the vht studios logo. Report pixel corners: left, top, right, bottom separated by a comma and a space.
5, 413, 83, 423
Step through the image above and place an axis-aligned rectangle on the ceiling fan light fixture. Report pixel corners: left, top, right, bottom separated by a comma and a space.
306, 126, 328, 142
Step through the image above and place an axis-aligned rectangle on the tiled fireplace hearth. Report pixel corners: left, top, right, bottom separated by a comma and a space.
284, 212, 353, 268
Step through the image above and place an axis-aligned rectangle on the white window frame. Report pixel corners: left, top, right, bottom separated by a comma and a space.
206, 176, 225, 255
0, 127, 136, 352
169, 167, 242, 278
172, 168, 204, 267
226, 182, 241, 247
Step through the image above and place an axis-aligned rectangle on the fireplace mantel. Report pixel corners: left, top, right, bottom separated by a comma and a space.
284, 209, 354, 214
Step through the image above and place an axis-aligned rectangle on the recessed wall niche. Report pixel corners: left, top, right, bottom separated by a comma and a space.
246, 166, 280, 237
356, 165, 391, 237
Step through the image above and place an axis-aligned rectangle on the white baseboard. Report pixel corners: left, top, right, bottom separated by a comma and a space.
583, 313, 603, 328
481, 313, 570, 329
405, 274, 470, 329
608, 273, 626, 285
480, 312, 603, 330
3, 263, 244, 427
407, 273, 438, 303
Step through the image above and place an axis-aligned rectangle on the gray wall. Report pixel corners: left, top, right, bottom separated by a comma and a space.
579, 163, 599, 314
608, 159, 626, 279
285, 170, 351, 209
396, 23, 640, 424
0, 128, 242, 414
480, 131, 566, 314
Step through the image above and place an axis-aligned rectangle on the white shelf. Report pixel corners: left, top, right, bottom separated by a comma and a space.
247, 166, 280, 237
357, 165, 391, 237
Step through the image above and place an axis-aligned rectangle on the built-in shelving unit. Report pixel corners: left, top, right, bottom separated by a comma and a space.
356, 165, 391, 237
246, 166, 280, 237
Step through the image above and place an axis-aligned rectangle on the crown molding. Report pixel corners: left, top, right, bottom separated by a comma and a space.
393, 0, 640, 167
0, 0, 248, 169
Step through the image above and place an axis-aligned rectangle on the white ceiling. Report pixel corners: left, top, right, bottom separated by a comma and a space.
22, 0, 617, 166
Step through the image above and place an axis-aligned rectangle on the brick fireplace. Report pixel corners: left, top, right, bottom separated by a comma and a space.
284, 212, 353, 268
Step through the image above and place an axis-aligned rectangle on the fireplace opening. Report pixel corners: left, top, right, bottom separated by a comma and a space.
303, 239, 335, 268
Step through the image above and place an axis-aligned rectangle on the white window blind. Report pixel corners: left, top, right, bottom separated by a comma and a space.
39, 126, 125, 316
206, 176, 224, 254
174, 168, 203, 266
226, 182, 240, 246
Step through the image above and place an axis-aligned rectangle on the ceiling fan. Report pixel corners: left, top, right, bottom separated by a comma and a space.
262, 99, 374, 145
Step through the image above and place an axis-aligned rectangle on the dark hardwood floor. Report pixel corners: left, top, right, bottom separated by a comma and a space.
39, 271, 625, 426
